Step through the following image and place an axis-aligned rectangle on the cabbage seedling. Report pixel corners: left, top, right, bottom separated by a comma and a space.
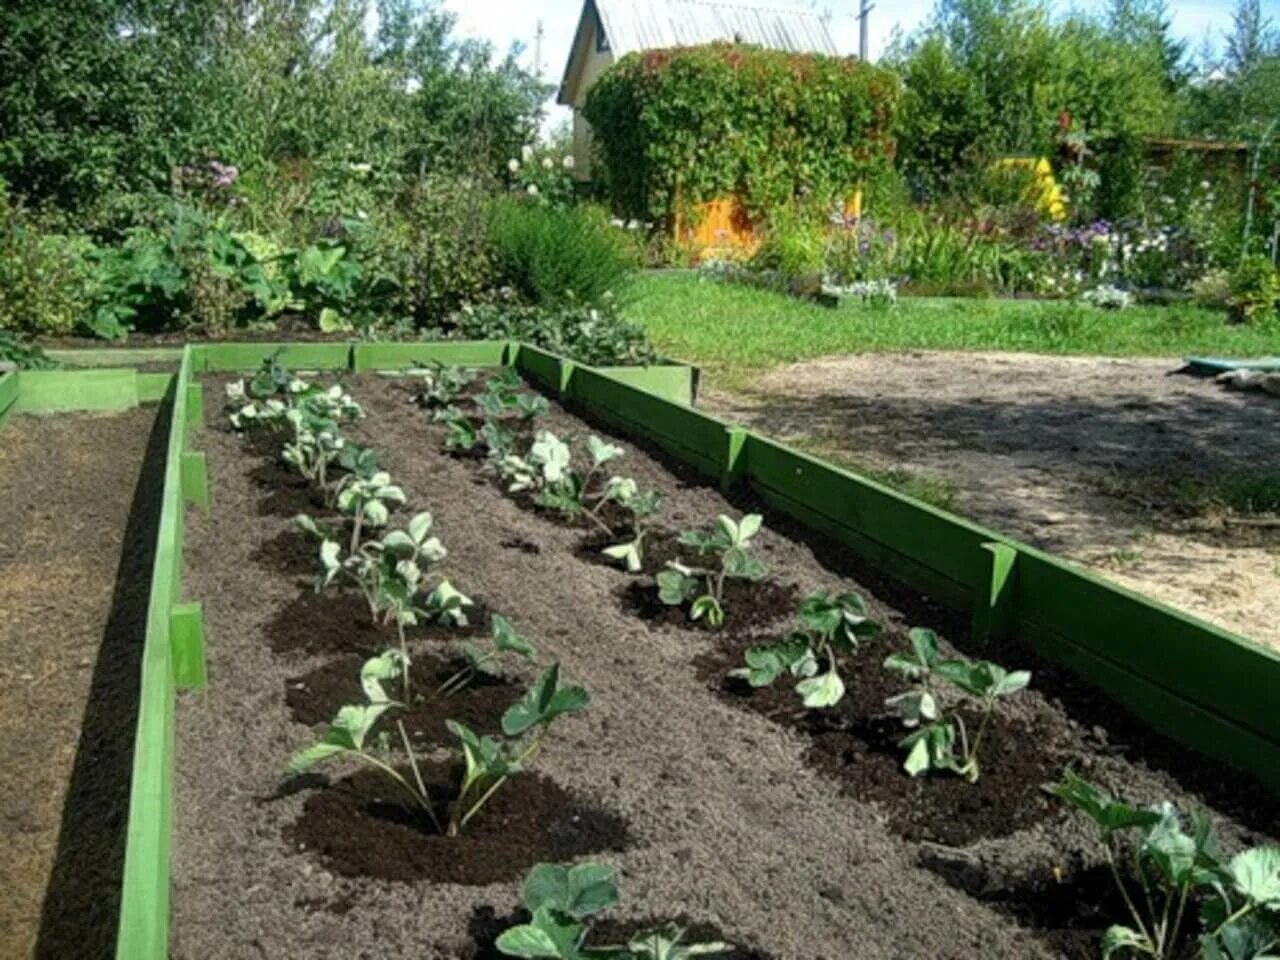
1051, 772, 1280, 959
496, 862, 731, 959
656, 514, 766, 627
731, 590, 881, 707
882, 631, 1030, 782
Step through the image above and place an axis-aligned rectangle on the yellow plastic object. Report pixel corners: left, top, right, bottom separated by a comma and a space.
993, 156, 1067, 221
677, 188, 866, 263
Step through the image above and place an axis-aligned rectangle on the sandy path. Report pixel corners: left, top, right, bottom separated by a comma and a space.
701, 351, 1280, 649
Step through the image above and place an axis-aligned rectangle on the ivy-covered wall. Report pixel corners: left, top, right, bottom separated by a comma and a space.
583, 43, 899, 225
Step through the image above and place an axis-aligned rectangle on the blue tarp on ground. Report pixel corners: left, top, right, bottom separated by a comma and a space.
1184, 356, 1280, 374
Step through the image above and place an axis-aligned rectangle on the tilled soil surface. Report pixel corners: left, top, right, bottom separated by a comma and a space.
0, 406, 163, 960
172, 372, 1277, 960
703, 352, 1280, 649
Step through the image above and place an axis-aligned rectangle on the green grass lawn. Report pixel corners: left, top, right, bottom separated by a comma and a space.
621, 272, 1279, 386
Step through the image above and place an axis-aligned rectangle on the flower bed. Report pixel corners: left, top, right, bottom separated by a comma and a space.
164, 358, 1279, 959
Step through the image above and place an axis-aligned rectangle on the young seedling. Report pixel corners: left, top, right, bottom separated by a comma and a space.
1051, 771, 1280, 959
415, 362, 477, 413
504, 432, 627, 534
437, 614, 537, 697
335, 470, 407, 554
656, 514, 766, 627
280, 410, 345, 490
599, 478, 664, 573
291, 661, 588, 838
731, 590, 882, 707
496, 862, 732, 959
441, 407, 480, 451
882, 630, 1030, 782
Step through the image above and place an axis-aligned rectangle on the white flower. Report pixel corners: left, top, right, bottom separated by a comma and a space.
1200, 180, 1211, 190
508, 158, 520, 173
562, 155, 575, 170
521, 145, 534, 162
626, 219, 640, 230
348, 162, 372, 175
541, 157, 554, 170
527, 184, 539, 196
356, 209, 367, 220
610, 218, 625, 228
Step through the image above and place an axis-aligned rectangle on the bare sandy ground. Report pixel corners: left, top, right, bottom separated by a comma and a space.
701, 352, 1280, 649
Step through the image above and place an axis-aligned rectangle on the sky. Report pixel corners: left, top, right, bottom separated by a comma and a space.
439, 0, 1267, 128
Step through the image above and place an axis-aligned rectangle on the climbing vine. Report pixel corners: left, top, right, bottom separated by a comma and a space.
583, 43, 899, 224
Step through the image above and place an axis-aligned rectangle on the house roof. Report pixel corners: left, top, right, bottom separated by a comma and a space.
558, 0, 839, 104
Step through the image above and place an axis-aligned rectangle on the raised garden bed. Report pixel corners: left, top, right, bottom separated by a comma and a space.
0, 395, 166, 958
168, 358, 1277, 958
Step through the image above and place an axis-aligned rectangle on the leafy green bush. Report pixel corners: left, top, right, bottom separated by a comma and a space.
1229, 255, 1280, 324
0, 183, 96, 335
448, 294, 657, 367
490, 199, 636, 307
0, 331, 58, 369
750, 207, 826, 279
585, 43, 898, 224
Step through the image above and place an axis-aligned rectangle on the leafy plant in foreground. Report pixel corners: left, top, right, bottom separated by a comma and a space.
1052, 771, 1280, 959
882, 629, 1030, 782
656, 514, 766, 627
291, 660, 588, 837
0, 331, 58, 370
415, 361, 478, 415
496, 862, 732, 959
731, 590, 882, 707
504, 431, 632, 535
335, 470, 407, 553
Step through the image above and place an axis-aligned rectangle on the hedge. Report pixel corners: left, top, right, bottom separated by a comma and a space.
583, 43, 899, 225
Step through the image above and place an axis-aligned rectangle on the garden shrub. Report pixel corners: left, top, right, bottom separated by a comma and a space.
0, 183, 96, 335
1229, 255, 1280, 324
584, 43, 899, 224
489, 199, 636, 307
447, 293, 656, 367
750, 206, 827, 279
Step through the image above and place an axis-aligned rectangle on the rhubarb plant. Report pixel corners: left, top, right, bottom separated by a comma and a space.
1052, 771, 1280, 960
496, 862, 731, 959
731, 590, 882, 708
656, 514, 766, 627
882, 630, 1030, 782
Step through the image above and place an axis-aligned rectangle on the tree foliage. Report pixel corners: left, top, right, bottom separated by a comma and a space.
583, 44, 899, 224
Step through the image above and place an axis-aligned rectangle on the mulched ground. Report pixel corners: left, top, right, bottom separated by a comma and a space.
170, 370, 1278, 960
0, 405, 164, 960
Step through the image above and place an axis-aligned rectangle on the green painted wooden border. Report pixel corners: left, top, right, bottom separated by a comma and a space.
190, 342, 353, 373
0, 371, 17, 425
47, 347, 184, 368
353, 340, 509, 371
593, 363, 695, 406
13, 369, 141, 412
115, 347, 204, 960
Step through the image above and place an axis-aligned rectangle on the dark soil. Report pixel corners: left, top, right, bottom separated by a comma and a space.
285, 766, 629, 884
171, 370, 1277, 960
285, 649, 516, 738
0, 405, 164, 960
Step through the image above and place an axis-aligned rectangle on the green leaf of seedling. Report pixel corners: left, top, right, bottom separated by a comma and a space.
364, 499, 390, 527
360, 650, 404, 703
502, 664, 590, 735
319, 540, 342, 586
721, 547, 765, 581
1050, 771, 1164, 836
523, 862, 619, 919
885, 628, 940, 679
656, 567, 697, 606
602, 539, 643, 573
796, 668, 845, 708
587, 435, 624, 468
425, 579, 474, 626
730, 635, 815, 687
407, 511, 434, 544
290, 703, 390, 773
1102, 925, 1152, 959
1228, 847, 1280, 906
899, 722, 956, 777
626, 925, 732, 959
935, 659, 1030, 700
447, 720, 516, 785
689, 595, 724, 627
496, 906, 587, 959
735, 513, 763, 545
1142, 804, 1198, 887
492, 614, 536, 660
884, 689, 938, 728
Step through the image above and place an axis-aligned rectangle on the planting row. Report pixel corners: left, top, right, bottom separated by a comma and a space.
176, 352, 1280, 959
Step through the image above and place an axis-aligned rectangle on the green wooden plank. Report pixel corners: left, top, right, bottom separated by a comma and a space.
512, 344, 567, 395
115, 351, 191, 960
1023, 615, 1280, 794
742, 434, 998, 591
0, 371, 17, 424
191, 342, 353, 373
47, 348, 184, 368
1009, 549, 1280, 747
181, 451, 209, 508
14, 369, 141, 413
353, 340, 508, 371
595, 364, 696, 406
170, 602, 206, 691
567, 366, 734, 480
185, 382, 203, 430
137, 373, 174, 403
